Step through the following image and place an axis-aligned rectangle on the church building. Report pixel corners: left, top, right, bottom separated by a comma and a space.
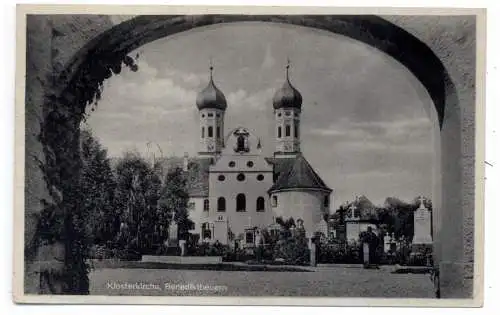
183, 62, 333, 245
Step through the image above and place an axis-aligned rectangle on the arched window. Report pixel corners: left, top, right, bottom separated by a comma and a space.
323, 196, 330, 208
208, 126, 213, 138
285, 125, 291, 137
236, 193, 246, 212
202, 223, 211, 240
277, 126, 282, 138
256, 197, 265, 212
203, 199, 209, 212
201, 126, 205, 138
217, 197, 226, 212
216, 126, 221, 138
272, 195, 278, 207
294, 124, 299, 138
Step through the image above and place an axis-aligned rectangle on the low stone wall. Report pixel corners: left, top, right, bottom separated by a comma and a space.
141, 255, 223, 264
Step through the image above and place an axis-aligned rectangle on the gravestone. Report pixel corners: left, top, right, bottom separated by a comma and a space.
383, 232, 391, 253
413, 196, 432, 244
167, 218, 179, 248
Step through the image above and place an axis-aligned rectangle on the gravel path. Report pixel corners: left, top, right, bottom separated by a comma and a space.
89, 266, 435, 298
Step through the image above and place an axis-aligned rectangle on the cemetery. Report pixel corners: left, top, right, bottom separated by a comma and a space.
89, 192, 434, 272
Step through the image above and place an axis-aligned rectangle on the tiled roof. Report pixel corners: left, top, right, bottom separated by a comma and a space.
267, 154, 331, 193
265, 156, 296, 180
157, 156, 212, 197
186, 157, 213, 197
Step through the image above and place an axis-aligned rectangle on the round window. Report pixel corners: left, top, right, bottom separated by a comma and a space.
218, 175, 225, 181
228, 161, 236, 167
201, 114, 205, 118
237, 173, 246, 181
257, 174, 264, 181
247, 161, 254, 168
277, 112, 282, 117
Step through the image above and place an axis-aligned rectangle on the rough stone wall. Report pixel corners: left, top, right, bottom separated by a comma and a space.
24, 15, 114, 295
384, 15, 477, 298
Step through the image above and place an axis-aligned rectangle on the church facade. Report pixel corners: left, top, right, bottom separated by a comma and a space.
183, 63, 333, 245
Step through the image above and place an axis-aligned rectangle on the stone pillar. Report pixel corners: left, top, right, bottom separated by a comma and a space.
23, 15, 54, 295
438, 75, 475, 298
308, 233, 316, 267
179, 240, 187, 257
362, 243, 370, 266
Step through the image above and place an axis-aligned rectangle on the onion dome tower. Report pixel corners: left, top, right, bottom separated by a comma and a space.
272, 59, 302, 157
196, 62, 227, 156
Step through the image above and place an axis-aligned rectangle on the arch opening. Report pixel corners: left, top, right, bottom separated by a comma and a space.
30, 15, 469, 298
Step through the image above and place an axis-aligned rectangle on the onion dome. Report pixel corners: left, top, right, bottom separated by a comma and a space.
272, 61, 303, 110
196, 65, 227, 111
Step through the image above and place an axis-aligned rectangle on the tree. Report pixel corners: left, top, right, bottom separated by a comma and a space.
114, 150, 161, 253
79, 129, 117, 246
158, 166, 194, 241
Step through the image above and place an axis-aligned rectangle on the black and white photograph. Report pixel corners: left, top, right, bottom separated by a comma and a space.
14, 5, 485, 306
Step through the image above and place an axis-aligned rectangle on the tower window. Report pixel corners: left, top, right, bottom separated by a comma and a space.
294, 124, 299, 138
217, 197, 226, 212
237, 173, 246, 182
216, 126, 221, 138
208, 113, 214, 117
218, 175, 225, 181
257, 174, 264, 181
323, 196, 330, 208
201, 127, 205, 138
278, 126, 282, 138
208, 126, 213, 138
256, 197, 265, 212
294, 112, 299, 117
285, 125, 291, 137
277, 112, 282, 118
272, 195, 278, 207
202, 114, 205, 118
285, 111, 291, 116
236, 194, 246, 212
216, 113, 221, 118
203, 199, 209, 212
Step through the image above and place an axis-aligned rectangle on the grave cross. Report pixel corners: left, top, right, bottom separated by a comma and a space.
419, 196, 426, 208
349, 202, 357, 218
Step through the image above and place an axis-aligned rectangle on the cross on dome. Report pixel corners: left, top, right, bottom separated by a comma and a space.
196, 58, 227, 110
272, 57, 303, 110
209, 57, 214, 80
286, 57, 291, 80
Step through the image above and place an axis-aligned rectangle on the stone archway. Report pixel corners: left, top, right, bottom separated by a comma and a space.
24, 14, 476, 299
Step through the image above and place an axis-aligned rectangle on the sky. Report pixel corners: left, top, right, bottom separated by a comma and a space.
83, 21, 437, 207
